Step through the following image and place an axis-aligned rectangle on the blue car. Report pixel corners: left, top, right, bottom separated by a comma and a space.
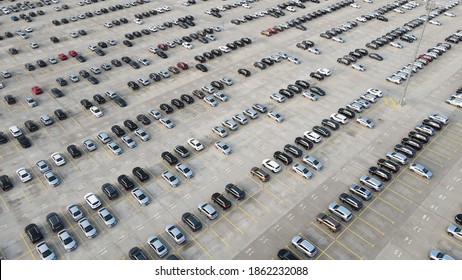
11, 16, 19, 21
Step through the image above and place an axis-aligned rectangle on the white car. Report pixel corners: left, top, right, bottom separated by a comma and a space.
215, 141, 232, 155
9, 125, 22, 137
262, 159, 281, 173
445, 97, 462, 108
350, 3, 361, 8
51, 152, 66, 166
213, 92, 229, 102
356, 116, 375, 128
232, 114, 248, 125
447, 225, 462, 241
182, 42, 193, 49
304, 131, 322, 143
175, 163, 194, 178
428, 113, 449, 125
206, 34, 216, 41
330, 113, 348, 124
267, 111, 284, 122
302, 90, 318, 101
134, 128, 150, 141
30, 42, 39, 49
134, 18, 143, 24
444, 12, 455, 17
147, 235, 168, 257
78, 218, 97, 238
288, 56, 301, 64
409, 163, 432, 179
286, 5, 296, 12
69, 32, 78, 38
107, 39, 117, 46
187, 138, 204, 151
317, 68, 331, 76
219, 46, 231, 53
356, 16, 367, 22
69, 74, 79, 82
122, 135, 137, 148
162, 171, 180, 187
393, 8, 404, 13
390, 42, 403, 48
159, 117, 175, 129
292, 163, 313, 179
107, 142, 123, 155
243, 108, 259, 119
35, 160, 50, 173
36, 241, 56, 260
44, 171, 60, 186
332, 36, 345, 43
220, 76, 234, 86
351, 63, 366, 71
97, 207, 117, 227
308, 47, 321, 54
84, 193, 101, 209
83, 139, 97, 152
360, 93, 377, 103
429, 20, 441, 25
198, 202, 218, 219
212, 126, 228, 137
270, 93, 286, 103
131, 188, 150, 205
137, 77, 150, 86
148, 109, 163, 120
277, 52, 289, 59
90, 106, 103, 117
57, 229, 77, 251
16, 168, 32, 182
222, 119, 238, 131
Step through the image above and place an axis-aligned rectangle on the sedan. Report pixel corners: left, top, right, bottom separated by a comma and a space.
187, 138, 204, 151
57, 229, 77, 251
97, 207, 117, 227
356, 116, 375, 128
36, 241, 57, 260
16, 168, 32, 182
162, 171, 180, 187
409, 163, 432, 179
90, 106, 103, 118
215, 141, 232, 155
267, 111, 284, 122
292, 163, 312, 179
35, 160, 50, 173
428, 249, 455, 260
51, 152, 66, 166
447, 225, 462, 241
78, 218, 97, 238
349, 184, 372, 200
147, 235, 168, 257
175, 163, 194, 179
107, 142, 123, 155
131, 188, 150, 205
212, 126, 228, 137
165, 224, 186, 244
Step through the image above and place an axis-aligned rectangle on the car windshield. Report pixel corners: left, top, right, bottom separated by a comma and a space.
42, 249, 52, 258
63, 237, 72, 245
176, 233, 184, 239
138, 193, 146, 200
159, 245, 166, 251
422, 168, 428, 173
183, 167, 190, 173
104, 214, 113, 221
85, 225, 93, 232
313, 160, 319, 165
222, 145, 229, 149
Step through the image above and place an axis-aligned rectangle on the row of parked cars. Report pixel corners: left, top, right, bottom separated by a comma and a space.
429, 210, 462, 259
193, 37, 252, 65
446, 85, 462, 108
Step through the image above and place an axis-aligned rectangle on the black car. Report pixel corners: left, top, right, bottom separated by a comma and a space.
211, 81, 224, 90
93, 94, 106, 104
56, 77, 67, 86
160, 103, 174, 114
273, 151, 293, 165
295, 80, 310, 89
37, 60, 47, 67
79, 70, 90, 78
149, 73, 162, 82
283, 144, 303, 157
111, 59, 122, 67
127, 81, 139, 91
369, 166, 392, 181
456, 214, 462, 226
310, 72, 324, 81
157, 51, 168, 59
279, 89, 294, 98
50, 36, 60, 43
377, 158, 400, 173
114, 96, 127, 107
338, 108, 355, 118
196, 63, 208, 72
46, 213, 64, 232
129, 62, 140, 70
25, 223, 43, 243
313, 126, 331, 137
0, 175, 13, 191
180, 94, 194, 104
78, 29, 87, 35
203, 52, 214, 59
339, 193, 363, 211
25, 63, 35, 71
67, 144, 82, 158
277, 249, 300, 260
182, 212, 202, 232
123, 40, 133, 47
422, 119, 443, 130
211, 193, 232, 210
118, 174, 135, 190
123, 120, 138, 131
295, 137, 313, 150
111, 125, 126, 137
75, 55, 86, 62
136, 114, 151, 125
132, 167, 149, 182
17, 135, 31, 148
25, 120, 39, 132
369, 53, 383, 61
98, 42, 108, 48
394, 144, 416, 158
238, 68, 251, 77
80, 99, 93, 109
225, 183, 245, 200
129, 247, 149, 260
161, 151, 178, 165
310, 86, 325, 96
254, 62, 267, 70
51, 88, 64, 98
171, 99, 185, 109
4, 95, 16, 105
194, 55, 206, 63
53, 109, 67, 119
401, 138, 423, 150
211, 49, 222, 57
287, 84, 303, 94
0, 132, 8, 145
321, 119, 340, 130
102, 183, 119, 200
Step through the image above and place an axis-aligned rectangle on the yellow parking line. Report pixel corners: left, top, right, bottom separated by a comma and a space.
356, 217, 384, 235
18, 185, 30, 202
376, 197, 404, 214
141, 244, 155, 260
404, 171, 430, 185
390, 97, 397, 107
0, 195, 10, 212
221, 213, 244, 234
443, 127, 462, 136
190, 238, 214, 259
439, 135, 462, 145
425, 148, 451, 160
237, 206, 258, 223
21, 233, 35, 260
385, 187, 412, 203
29, 168, 48, 192
346, 228, 375, 247
56, 121, 67, 133
310, 221, 336, 239
50, 237, 61, 259
430, 141, 457, 153
247, 175, 283, 202
369, 207, 395, 224
441, 234, 462, 249
208, 228, 230, 247
417, 155, 444, 168
337, 241, 363, 260
396, 179, 422, 193
384, 97, 389, 105
271, 175, 296, 193
248, 192, 271, 212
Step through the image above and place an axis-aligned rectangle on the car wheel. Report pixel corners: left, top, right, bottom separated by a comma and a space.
448, 232, 453, 236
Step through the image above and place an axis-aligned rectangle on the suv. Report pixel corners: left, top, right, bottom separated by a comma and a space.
291, 235, 317, 258
386, 151, 408, 165
339, 193, 363, 211
251, 167, 270, 182
359, 175, 383, 192
174, 145, 190, 158
132, 167, 149, 182
211, 193, 232, 209
118, 175, 135, 190
161, 151, 178, 165
295, 137, 313, 150
328, 202, 352, 222
182, 212, 202, 232
67, 145, 82, 158
273, 151, 293, 165
225, 184, 245, 200
262, 159, 281, 173
46, 212, 64, 232
316, 213, 341, 232
129, 247, 149, 260
284, 144, 303, 157
369, 167, 392, 181
198, 202, 218, 220
25, 223, 43, 243
102, 183, 119, 200
0, 175, 13, 191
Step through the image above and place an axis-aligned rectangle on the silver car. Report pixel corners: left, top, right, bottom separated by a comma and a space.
428, 113, 448, 125
36, 241, 57, 260
302, 90, 318, 101
302, 155, 323, 170
291, 235, 317, 258
350, 184, 372, 200
204, 96, 218, 107
159, 117, 174, 129
428, 249, 455, 260
107, 141, 122, 155
292, 163, 312, 179
97, 207, 117, 227
346, 102, 363, 113
447, 224, 462, 241
212, 126, 228, 137
165, 224, 186, 244
134, 129, 150, 141
148, 109, 163, 120
78, 218, 97, 239
213, 91, 229, 102
215, 141, 232, 155
386, 151, 408, 165
147, 235, 168, 257
267, 111, 284, 123
57, 229, 77, 251
122, 135, 137, 148
67, 204, 84, 221
243, 108, 258, 119
328, 202, 353, 221
409, 163, 432, 179
25, 97, 38, 107
161, 171, 180, 187
356, 116, 375, 128
415, 125, 435, 136
232, 114, 248, 125
270, 93, 286, 103
222, 119, 238, 131
44, 171, 60, 186
83, 139, 97, 151
35, 160, 50, 173
175, 163, 194, 178
198, 202, 218, 219
132, 188, 150, 205
359, 175, 383, 191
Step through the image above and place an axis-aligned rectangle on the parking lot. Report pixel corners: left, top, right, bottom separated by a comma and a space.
0, 0, 461, 260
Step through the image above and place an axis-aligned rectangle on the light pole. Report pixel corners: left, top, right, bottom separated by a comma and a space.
400, 0, 436, 106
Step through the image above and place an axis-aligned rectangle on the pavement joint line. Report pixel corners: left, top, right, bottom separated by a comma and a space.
443, 127, 462, 136
395, 178, 422, 193
248, 193, 272, 212
247, 174, 283, 202
345, 228, 375, 248
237, 205, 259, 224
221, 212, 244, 234
271, 174, 296, 193
418, 154, 445, 168
18, 185, 30, 202
429, 139, 458, 152
375, 196, 404, 214
438, 134, 462, 146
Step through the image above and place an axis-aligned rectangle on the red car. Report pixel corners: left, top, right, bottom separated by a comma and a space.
58, 53, 68, 60
31, 86, 43, 95
157, 43, 168, 51
68, 50, 78, 57
177, 62, 189, 70
267, 28, 277, 34
418, 55, 433, 62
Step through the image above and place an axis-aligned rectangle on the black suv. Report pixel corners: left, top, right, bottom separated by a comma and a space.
111, 125, 126, 137
294, 137, 313, 150
118, 174, 134, 190
4, 95, 16, 105
17, 135, 32, 148
162, 151, 178, 165
181, 94, 194, 104
93, 94, 106, 104
394, 144, 416, 158
80, 99, 93, 109
174, 145, 190, 158
136, 114, 151, 125
377, 159, 400, 173
129, 247, 148, 260
0, 175, 13, 191
284, 144, 303, 157
338, 108, 355, 118
182, 212, 202, 232
67, 144, 82, 158
273, 151, 293, 165
123, 120, 138, 131
277, 249, 300, 260
46, 212, 64, 232
25, 223, 43, 243
102, 183, 119, 200
225, 183, 245, 200
160, 103, 174, 114
54, 109, 67, 120
171, 98, 185, 109
408, 131, 429, 143
132, 167, 149, 182
25, 120, 39, 132
0, 132, 7, 144
339, 193, 363, 211
313, 126, 331, 137
401, 137, 423, 150
321, 119, 340, 130
369, 167, 392, 181
211, 193, 232, 210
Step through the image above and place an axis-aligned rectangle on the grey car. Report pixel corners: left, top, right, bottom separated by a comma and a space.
428, 249, 454, 260
44, 171, 60, 186
97, 207, 117, 227
35, 160, 50, 173
25, 97, 38, 107
409, 163, 432, 179
447, 224, 462, 241
147, 235, 168, 257
67, 204, 84, 221
122, 135, 137, 148
198, 202, 218, 219
175, 163, 194, 178
291, 235, 317, 258
57, 229, 77, 251
215, 141, 232, 155
328, 202, 353, 221
349, 184, 372, 200
83, 139, 97, 151
302, 155, 323, 170
107, 141, 123, 155
78, 218, 97, 239
161, 171, 180, 187
165, 224, 186, 244
132, 188, 150, 205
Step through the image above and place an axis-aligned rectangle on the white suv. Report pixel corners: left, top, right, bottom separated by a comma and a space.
330, 113, 348, 124
262, 159, 281, 173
